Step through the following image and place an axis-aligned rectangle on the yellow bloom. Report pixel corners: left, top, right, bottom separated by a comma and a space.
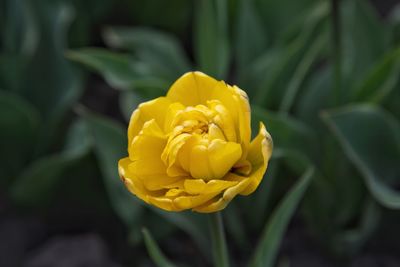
118, 71, 273, 213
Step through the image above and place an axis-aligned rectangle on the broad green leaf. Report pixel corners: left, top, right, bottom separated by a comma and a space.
253, 6, 327, 108
279, 33, 326, 112
194, 0, 230, 79
341, 0, 389, 97
10, 119, 90, 206
351, 47, 400, 103
248, 167, 314, 267
1, 0, 38, 54
322, 105, 400, 209
103, 26, 191, 80
235, 0, 267, 73
0, 91, 39, 183
254, 0, 318, 41
82, 109, 144, 227
67, 48, 168, 97
21, 2, 82, 154
295, 66, 331, 126
142, 228, 178, 267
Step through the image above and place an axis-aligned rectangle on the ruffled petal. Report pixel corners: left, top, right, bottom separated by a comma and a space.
240, 122, 273, 195
128, 97, 171, 146
166, 72, 219, 106
189, 139, 242, 180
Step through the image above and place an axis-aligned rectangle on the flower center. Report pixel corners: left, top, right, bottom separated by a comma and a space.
161, 101, 242, 180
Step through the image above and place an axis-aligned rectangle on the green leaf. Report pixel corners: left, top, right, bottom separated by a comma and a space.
0, 91, 39, 182
254, 0, 320, 42
67, 48, 168, 97
21, 2, 82, 154
1, 0, 38, 54
235, 0, 267, 72
248, 167, 314, 267
350, 47, 400, 103
252, 6, 327, 108
142, 228, 178, 267
81, 109, 144, 226
322, 105, 400, 209
279, 34, 326, 112
10, 119, 90, 207
194, 0, 230, 79
341, 0, 389, 95
103, 26, 191, 80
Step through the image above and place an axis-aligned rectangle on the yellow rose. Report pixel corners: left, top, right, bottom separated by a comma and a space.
118, 72, 273, 213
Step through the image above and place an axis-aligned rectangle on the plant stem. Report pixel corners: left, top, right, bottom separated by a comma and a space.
209, 212, 229, 267
331, 0, 342, 106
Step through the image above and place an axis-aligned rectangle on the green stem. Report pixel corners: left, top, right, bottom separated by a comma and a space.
209, 212, 229, 267
331, 0, 342, 106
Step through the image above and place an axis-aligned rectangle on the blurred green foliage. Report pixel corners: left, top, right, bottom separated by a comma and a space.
1, 0, 400, 266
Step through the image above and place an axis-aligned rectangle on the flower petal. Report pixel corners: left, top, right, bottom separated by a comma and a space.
211, 84, 251, 160
240, 122, 273, 195
192, 174, 252, 213
189, 139, 242, 180
184, 179, 239, 195
128, 97, 171, 146
166, 72, 219, 106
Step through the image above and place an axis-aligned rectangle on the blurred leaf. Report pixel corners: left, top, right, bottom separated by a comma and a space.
67, 48, 168, 97
254, 0, 319, 41
21, 2, 82, 154
279, 33, 326, 112
389, 3, 400, 45
10, 119, 90, 207
0, 54, 26, 93
142, 228, 178, 267
103, 26, 191, 80
194, 0, 230, 79
123, 0, 191, 34
351, 47, 400, 103
1, 0, 38, 54
332, 198, 380, 256
249, 167, 314, 267
322, 105, 400, 209
235, 0, 267, 72
0, 91, 39, 183
341, 0, 389, 96
295, 66, 331, 127
82, 109, 144, 227
252, 6, 327, 108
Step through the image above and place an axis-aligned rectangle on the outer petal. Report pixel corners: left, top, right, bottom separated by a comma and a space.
240, 122, 273, 195
166, 72, 219, 106
118, 157, 151, 204
192, 174, 252, 213
129, 119, 182, 191
128, 97, 171, 146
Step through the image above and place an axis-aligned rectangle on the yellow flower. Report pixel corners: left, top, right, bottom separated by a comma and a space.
118, 72, 273, 213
